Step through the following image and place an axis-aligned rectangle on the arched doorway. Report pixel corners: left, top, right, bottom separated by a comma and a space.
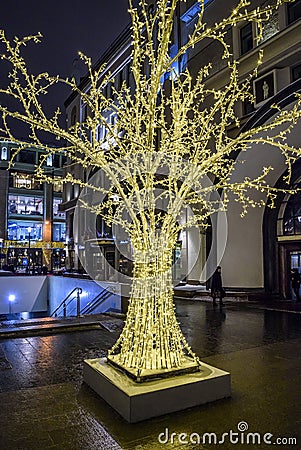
262, 161, 301, 299
277, 182, 301, 299
239, 79, 301, 298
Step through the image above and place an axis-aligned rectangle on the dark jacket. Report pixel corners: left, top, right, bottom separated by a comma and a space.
211, 270, 223, 294
291, 270, 301, 288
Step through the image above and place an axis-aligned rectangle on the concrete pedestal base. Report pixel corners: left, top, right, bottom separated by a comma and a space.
83, 358, 231, 423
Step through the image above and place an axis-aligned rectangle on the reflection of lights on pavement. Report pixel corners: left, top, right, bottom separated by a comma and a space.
20, 312, 30, 320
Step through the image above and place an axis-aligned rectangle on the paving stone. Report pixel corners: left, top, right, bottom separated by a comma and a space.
0, 301, 301, 448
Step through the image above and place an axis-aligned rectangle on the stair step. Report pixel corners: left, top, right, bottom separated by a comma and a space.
0, 320, 104, 338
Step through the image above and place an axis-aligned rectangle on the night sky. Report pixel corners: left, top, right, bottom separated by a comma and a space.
0, 0, 130, 140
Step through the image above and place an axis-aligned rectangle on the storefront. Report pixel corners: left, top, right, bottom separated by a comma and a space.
2, 240, 66, 273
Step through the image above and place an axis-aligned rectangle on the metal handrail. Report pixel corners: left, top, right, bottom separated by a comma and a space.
80, 289, 113, 315
51, 287, 83, 318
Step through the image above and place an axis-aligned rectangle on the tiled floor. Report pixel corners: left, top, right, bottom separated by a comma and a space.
0, 300, 301, 449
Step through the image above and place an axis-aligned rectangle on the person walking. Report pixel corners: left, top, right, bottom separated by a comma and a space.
290, 268, 301, 302
211, 266, 225, 306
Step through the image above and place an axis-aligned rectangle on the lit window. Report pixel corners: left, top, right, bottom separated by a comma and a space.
96, 125, 106, 141
283, 190, 301, 235
53, 223, 66, 242
53, 198, 66, 219
7, 221, 43, 241
1, 146, 8, 160
181, 1, 209, 24
180, 1, 211, 71
8, 194, 43, 216
10, 172, 42, 190
53, 177, 63, 193
46, 155, 53, 166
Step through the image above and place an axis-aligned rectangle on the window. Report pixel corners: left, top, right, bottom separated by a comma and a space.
53, 223, 66, 242
53, 177, 63, 193
254, 71, 275, 105
71, 106, 77, 126
147, 3, 155, 17
240, 23, 253, 55
261, 9, 279, 43
118, 70, 123, 89
46, 155, 53, 166
243, 98, 255, 116
96, 125, 106, 141
53, 198, 66, 219
7, 221, 43, 241
107, 82, 112, 98
292, 64, 301, 82
82, 104, 88, 122
288, 0, 301, 24
53, 154, 60, 168
18, 150, 36, 164
181, 1, 210, 24
180, 1, 211, 70
283, 190, 301, 235
1, 146, 8, 160
39, 152, 60, 168
8, 194, 43, 216
123, 63, 131, 85
9, 172, 42, 190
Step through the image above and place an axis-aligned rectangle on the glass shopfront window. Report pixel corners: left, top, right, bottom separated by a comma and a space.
8, 194, 43, 216
7, 221, 43, 241
53, 222, 66, 242
10, 172, 42, 190
53, 177, 63, 193
53, 198, 65, 219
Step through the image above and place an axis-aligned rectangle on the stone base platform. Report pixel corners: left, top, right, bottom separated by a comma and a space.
83, 358, 231, 423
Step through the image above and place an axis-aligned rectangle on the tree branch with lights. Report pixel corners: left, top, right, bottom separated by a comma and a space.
1, 0, 301, 380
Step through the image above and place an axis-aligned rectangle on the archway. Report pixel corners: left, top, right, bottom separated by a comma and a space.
220, 79, 301, 292
263, 165, 301, 298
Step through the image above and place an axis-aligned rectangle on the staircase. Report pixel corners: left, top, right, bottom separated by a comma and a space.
51, 286, 114, 318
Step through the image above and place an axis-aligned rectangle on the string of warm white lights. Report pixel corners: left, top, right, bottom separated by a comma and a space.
1, 0, 301, 378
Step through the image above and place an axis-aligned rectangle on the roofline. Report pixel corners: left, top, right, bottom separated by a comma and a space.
64, 22, 132, 108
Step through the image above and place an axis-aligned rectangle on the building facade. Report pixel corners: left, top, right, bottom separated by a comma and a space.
64, 0, 301, 297
0, 141, 67, 272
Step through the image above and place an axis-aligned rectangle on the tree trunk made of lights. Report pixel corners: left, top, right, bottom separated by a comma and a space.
107, 236, 200, 382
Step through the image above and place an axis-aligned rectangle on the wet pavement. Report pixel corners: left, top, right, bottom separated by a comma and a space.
0, 300, 301, 449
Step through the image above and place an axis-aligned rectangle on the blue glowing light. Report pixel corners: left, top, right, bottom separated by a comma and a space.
180, 1, 210, 24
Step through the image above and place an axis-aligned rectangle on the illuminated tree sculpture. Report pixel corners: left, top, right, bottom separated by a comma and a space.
1, 0, 301, 381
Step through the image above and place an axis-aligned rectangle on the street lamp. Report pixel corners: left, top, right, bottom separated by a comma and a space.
27, 227, 32, 274
8, 294, 15, 315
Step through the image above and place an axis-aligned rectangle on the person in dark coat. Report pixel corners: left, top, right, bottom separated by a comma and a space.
290, 268, 301, 302
211, 266, 225, 306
